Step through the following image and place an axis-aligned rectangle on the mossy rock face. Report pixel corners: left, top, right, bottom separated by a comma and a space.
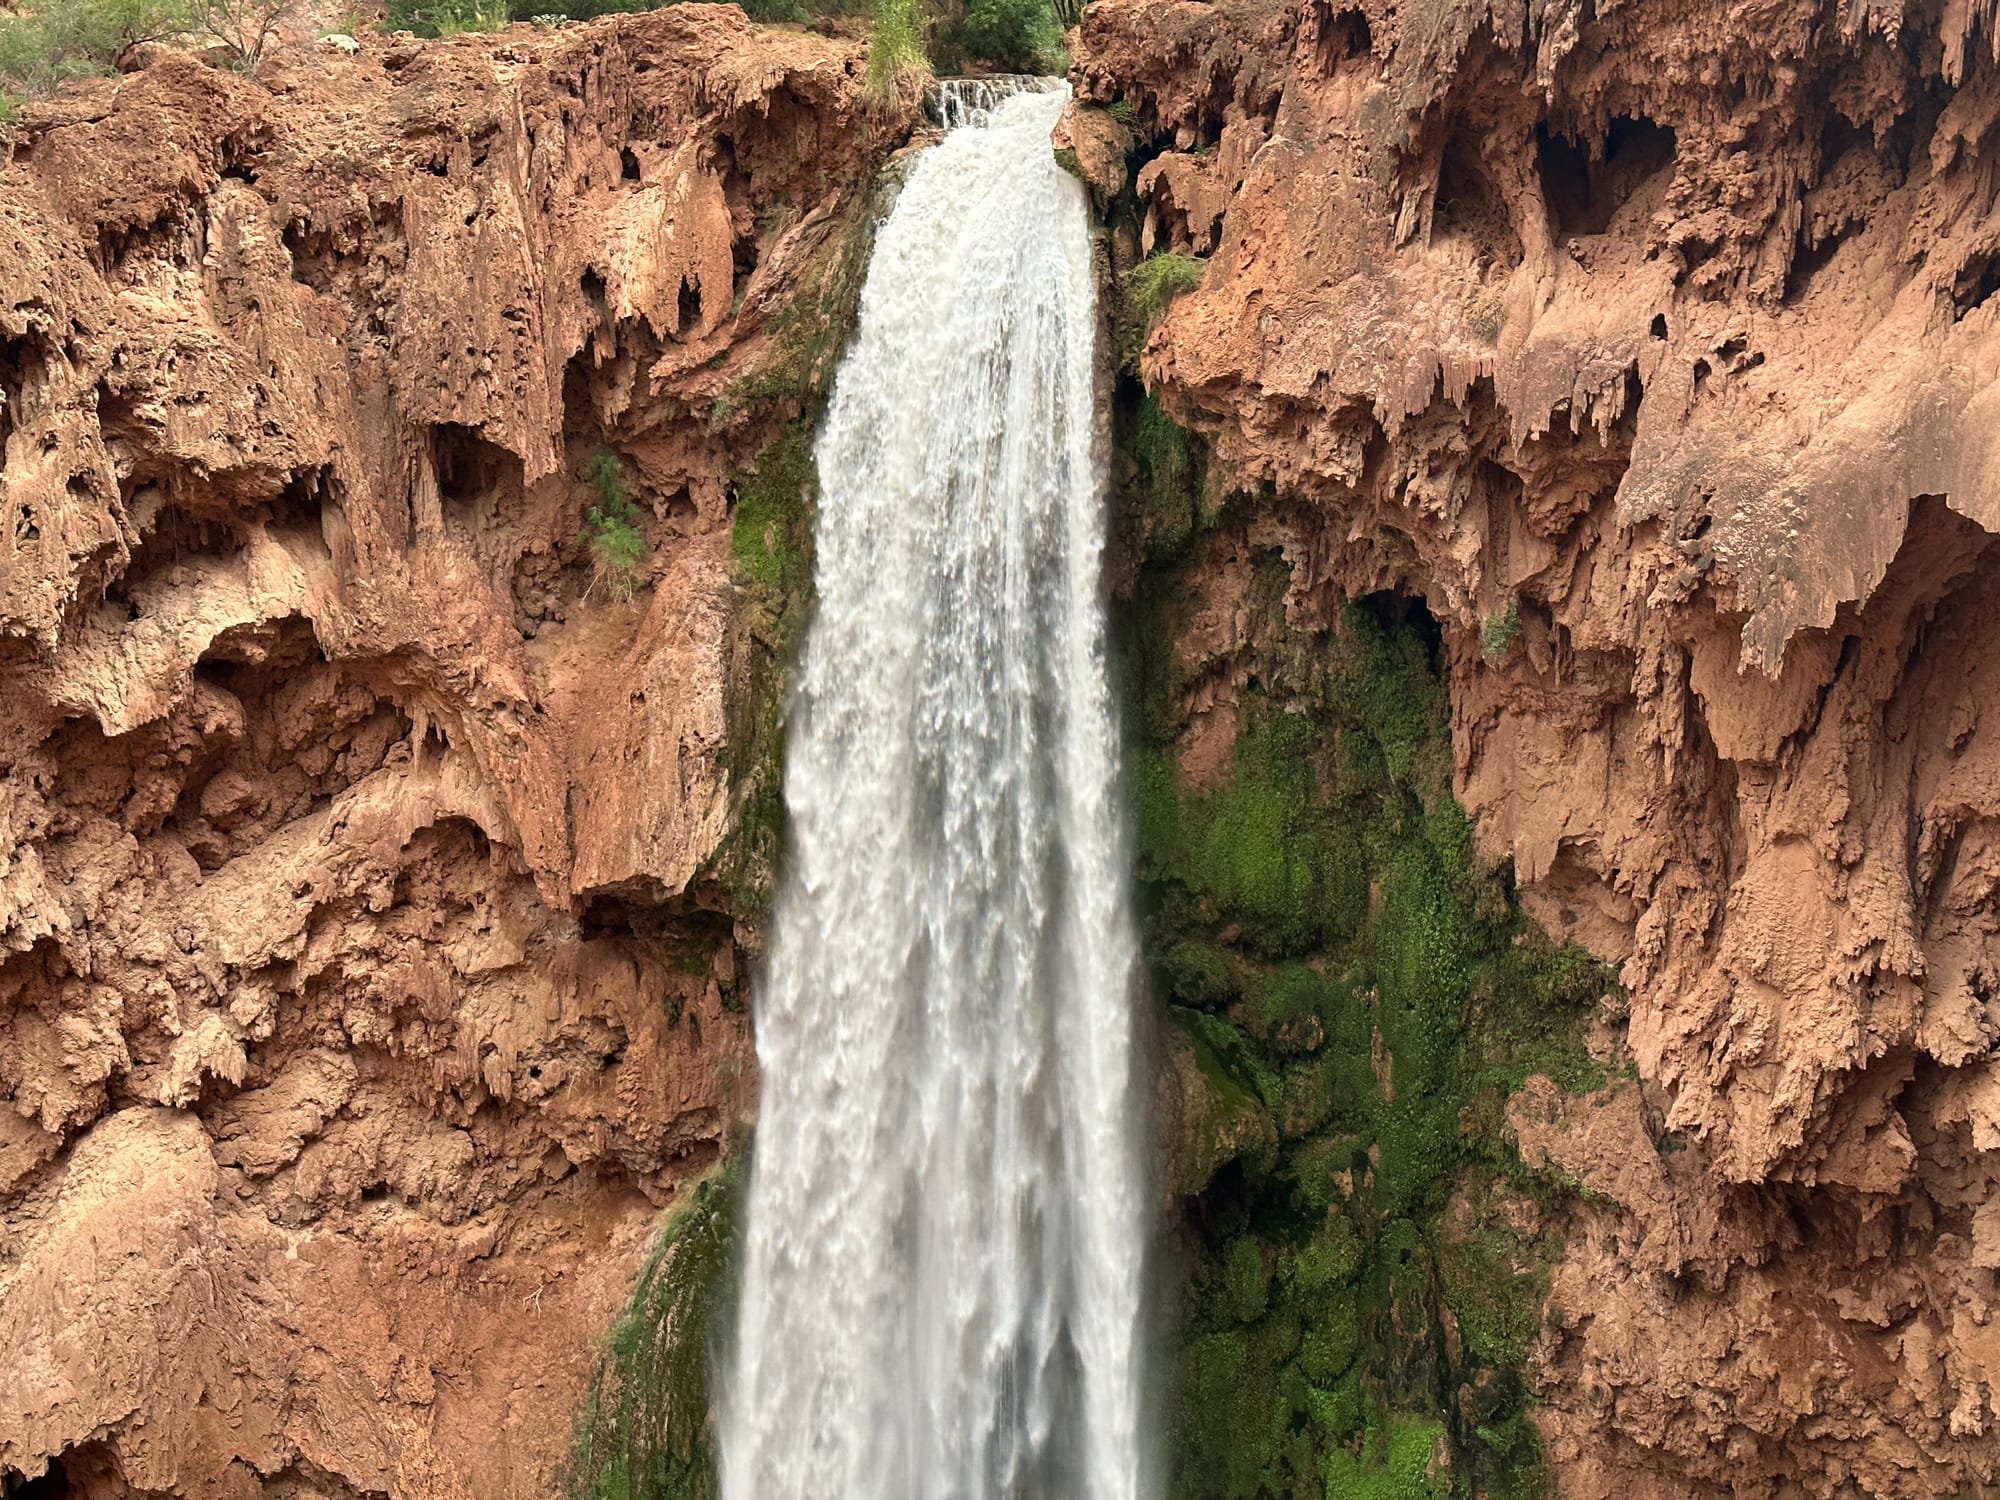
1160, 1009, 1280, 1196
704, 184, 882, 917
1115, 400, 1614, 1499
567, 1156, 742, 1500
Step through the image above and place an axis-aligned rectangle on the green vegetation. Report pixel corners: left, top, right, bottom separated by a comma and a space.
1131, 392, 1205, 562
931, 0, 1062, 74
1481, 596, 1521, 663
1118, 252, 1207, 370
1117, 426, 1616, 1496
0, 0, 183, 105
866, 0, 929, 101
378, 0, 1070, 71
731, 422, 814, 601
0, 0, 296, 90
582, 448, 648, 603
568, 1156, 742, 1500
703, 184, 877, 914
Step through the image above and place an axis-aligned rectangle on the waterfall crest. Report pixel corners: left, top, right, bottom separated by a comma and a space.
719, 81, 1150, 1500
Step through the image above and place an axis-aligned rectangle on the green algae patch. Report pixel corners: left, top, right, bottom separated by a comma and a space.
568, 1154, 743, 1500
1121, 533, 1619, 1497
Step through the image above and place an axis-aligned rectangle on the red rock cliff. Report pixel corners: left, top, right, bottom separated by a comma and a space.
0, 12, 900, 1496
1073, 0, 2000, 1493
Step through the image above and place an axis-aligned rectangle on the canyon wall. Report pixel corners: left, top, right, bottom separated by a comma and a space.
0, 15, 901, 1496
6, 0, 2000, 1496
1073, 0, 2000, 1493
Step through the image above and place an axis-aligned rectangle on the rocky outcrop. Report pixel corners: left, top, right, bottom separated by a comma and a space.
0, 13, 899, 1496
1076, 0, 2000, 1493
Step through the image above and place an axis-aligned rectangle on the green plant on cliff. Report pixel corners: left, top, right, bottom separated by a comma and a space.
866, 0, 929, 103
0, 0, 185, 102
1481, 595, 1522, 663
583, 449, 648, 603
568, 1154, 743, 1500
1118, 252, 1206, 371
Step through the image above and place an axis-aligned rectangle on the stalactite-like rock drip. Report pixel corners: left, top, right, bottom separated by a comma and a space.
0, 12, 907, 1498
1076, 0, 2000, 1493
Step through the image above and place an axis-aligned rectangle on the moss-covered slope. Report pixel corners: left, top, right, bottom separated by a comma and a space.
1117, 400, 1615, 1500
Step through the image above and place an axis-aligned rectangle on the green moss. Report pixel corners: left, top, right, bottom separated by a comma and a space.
1437, 1221, 1544, 1370
567, 1155, 743, 1500
1221, 1235, 1270, 1323
1131, 393, 1203, 563
1129, 566, 1609, 1499
1166, 1006, 1280, 1193
1320, 1416, 1450, 1499
731, 423, 814, 600
1159, 936, 1238, 1009
1136, 708, 1370, 958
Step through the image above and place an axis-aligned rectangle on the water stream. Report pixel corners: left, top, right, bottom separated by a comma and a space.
719, 80, 1150, 1500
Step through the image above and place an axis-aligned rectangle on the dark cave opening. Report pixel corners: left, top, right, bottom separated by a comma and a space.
1537, 114, 1678, 241
1355, 588, 1444, 673
2, 1458, 68, 1497
1433, 129, 1524, 269
1951, 248, 2000, 321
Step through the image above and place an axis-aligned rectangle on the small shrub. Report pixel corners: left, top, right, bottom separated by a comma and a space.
188, 0, 295, 69
0, 0, 186, 100
938, 0, 1060, 73
582, 449, 647, 602
1107, 97, 1135, 127
1118, 251, 1205, 370
1466, 290, 1506, 343
865, 0, 928, 105
1480, 596, 1521, 663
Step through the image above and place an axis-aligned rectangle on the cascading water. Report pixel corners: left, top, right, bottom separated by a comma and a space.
719, 80, 1150, 1500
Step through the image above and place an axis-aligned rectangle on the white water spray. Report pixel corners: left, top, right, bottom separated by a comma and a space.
719, 81, 1150, 1500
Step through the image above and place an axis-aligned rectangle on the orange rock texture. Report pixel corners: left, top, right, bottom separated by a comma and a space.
0, 12, 901, 1496
1074, 0, 2000, 1493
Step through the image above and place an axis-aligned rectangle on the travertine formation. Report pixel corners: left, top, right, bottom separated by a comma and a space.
1073, 0, 2000, 1492
0, 14, 897, 1496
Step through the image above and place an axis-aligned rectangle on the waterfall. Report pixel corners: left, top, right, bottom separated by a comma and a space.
719, 81, 1150, 1500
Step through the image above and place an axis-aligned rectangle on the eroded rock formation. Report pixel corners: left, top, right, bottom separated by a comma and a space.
1074, 0, 2000, 1492
0, 14, 900, 1495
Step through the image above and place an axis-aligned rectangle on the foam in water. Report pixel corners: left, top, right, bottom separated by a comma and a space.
719, 81, 1150, 1500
